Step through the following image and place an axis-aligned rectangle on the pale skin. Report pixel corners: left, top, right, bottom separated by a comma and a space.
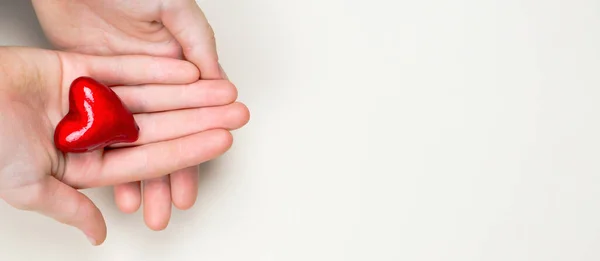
0, 47, 249, 245
31, 0, 228, 230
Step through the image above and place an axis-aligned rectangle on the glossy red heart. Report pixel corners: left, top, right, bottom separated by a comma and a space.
54, 76, 140, 153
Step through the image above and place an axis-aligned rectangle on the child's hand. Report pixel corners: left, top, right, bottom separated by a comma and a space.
0, 47, 249, 245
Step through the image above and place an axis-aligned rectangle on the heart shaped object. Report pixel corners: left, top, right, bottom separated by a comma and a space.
54, 76, 140, 153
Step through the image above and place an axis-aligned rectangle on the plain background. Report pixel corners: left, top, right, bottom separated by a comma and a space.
1, 0, 600, 260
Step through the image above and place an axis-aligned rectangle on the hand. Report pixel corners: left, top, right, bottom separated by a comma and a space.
0, 47, 249, 245
32, 0, 221, 78
32, 0, 232, 229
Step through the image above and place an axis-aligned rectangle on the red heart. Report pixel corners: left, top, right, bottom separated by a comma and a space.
54, 76, 140, 153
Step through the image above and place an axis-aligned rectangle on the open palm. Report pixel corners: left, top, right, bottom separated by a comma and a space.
0, 47, 248, 245
32, 0, 229, 229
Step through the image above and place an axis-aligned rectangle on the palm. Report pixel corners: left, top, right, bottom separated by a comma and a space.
0, 96, 53, 193
0, 49, 84, 195
33, 0, 181, 59
0, 64, 102, 200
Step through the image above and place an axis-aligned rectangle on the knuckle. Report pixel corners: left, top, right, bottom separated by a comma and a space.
126, 87, 148, 112
67, 198, 85, 220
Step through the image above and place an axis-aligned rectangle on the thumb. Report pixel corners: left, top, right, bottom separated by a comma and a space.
219, 63, 229, 80
161, 0, 222, 79
22, 176, 107, 246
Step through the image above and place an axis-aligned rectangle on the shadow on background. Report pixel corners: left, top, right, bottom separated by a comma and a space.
0, 0, 51, 48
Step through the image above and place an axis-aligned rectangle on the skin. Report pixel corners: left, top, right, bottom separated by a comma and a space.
0, 47, 249, 245
31, 0, 229, 230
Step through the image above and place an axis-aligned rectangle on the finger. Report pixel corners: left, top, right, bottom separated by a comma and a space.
142, 176, 172, 231
77, 54, 200, 86
113, 182, 141, 214
81, 129, 233, 188
15, 177, 107, 246
161, 0, 221, 79
110, 102, 250, 147
112, 80, 238, 113
219, 63, 229, 80
170, 166, 199, 210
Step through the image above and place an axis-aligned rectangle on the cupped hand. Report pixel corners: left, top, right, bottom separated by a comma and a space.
32, 0, 232, 229
32, 0, 220, 78
0, 47, 249, 245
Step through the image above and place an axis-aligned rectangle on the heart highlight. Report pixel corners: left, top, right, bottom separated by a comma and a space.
54, 76, 139, 153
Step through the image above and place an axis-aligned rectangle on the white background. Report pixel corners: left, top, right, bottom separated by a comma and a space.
1, 0, 600, 260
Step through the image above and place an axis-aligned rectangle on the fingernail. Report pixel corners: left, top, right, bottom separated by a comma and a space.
86, 234, 97, 246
